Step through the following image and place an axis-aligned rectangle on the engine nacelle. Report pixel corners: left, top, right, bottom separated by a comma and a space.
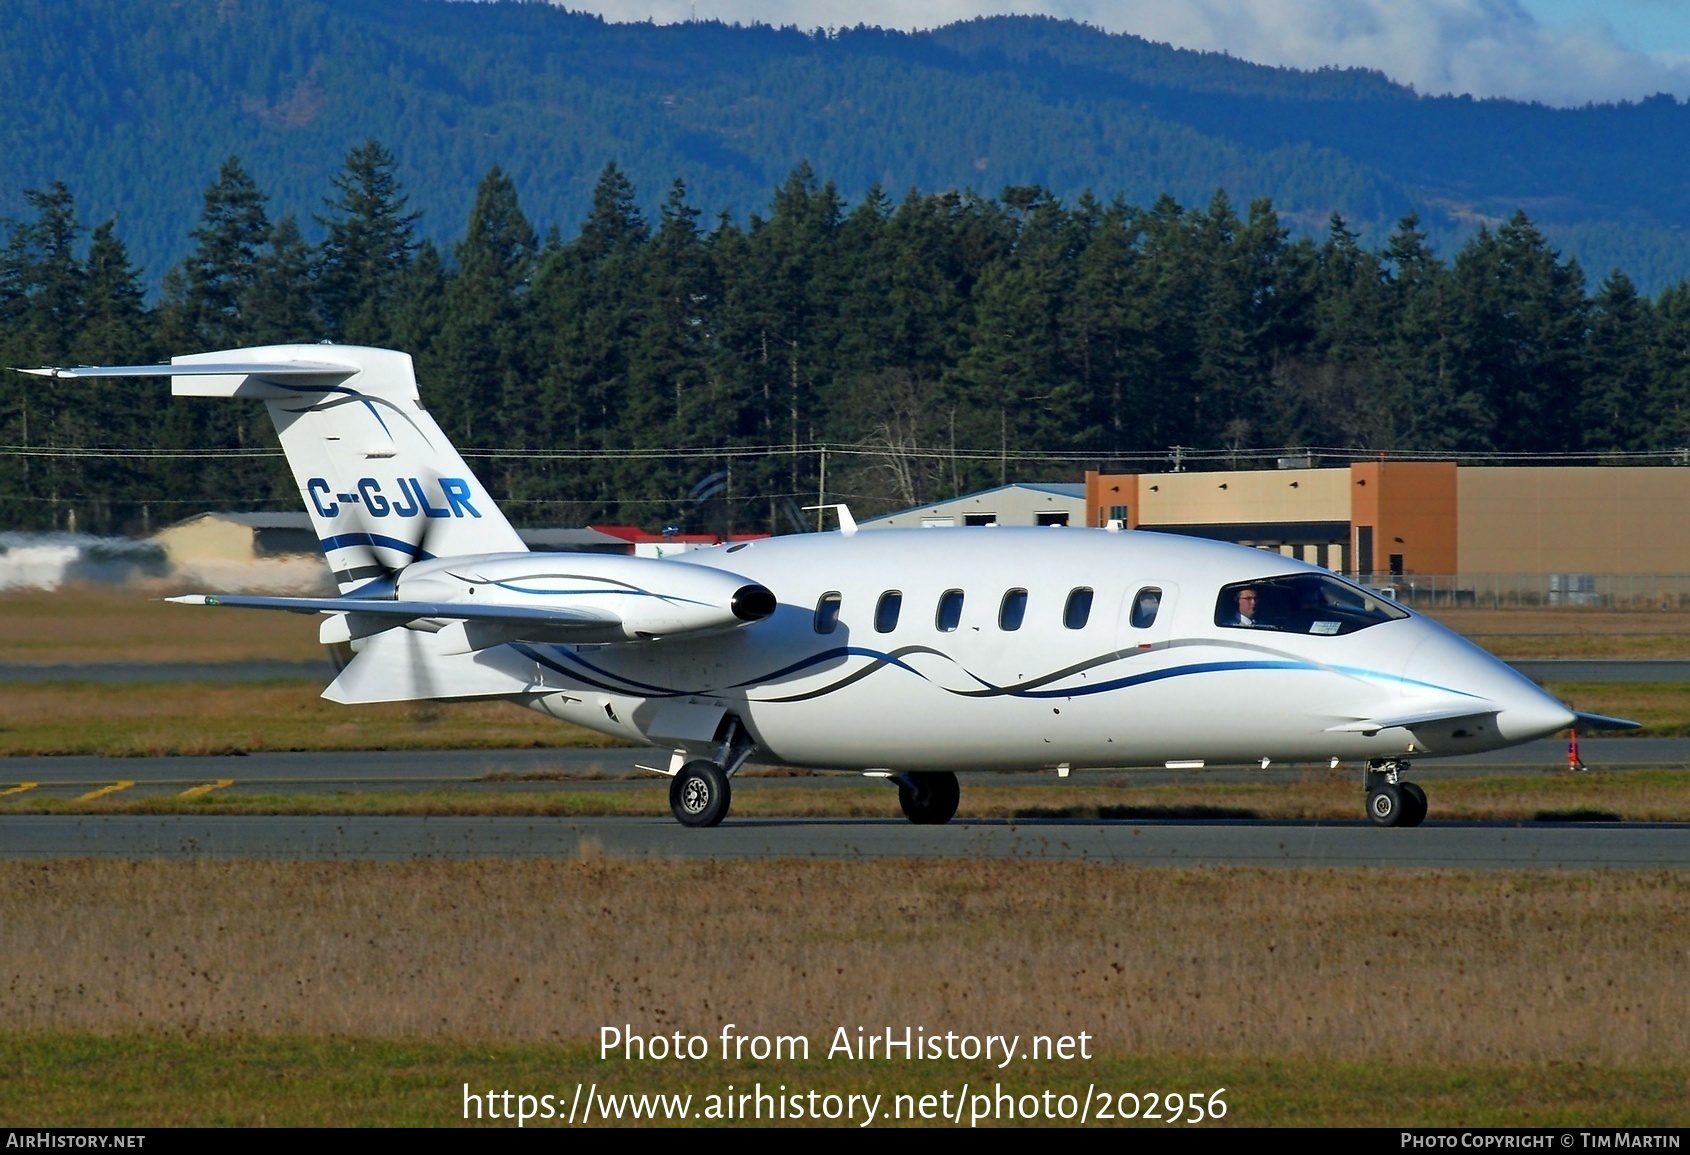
392, 552, 775, 645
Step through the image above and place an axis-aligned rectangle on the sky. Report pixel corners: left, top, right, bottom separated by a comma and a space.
554, 0, 1690, 106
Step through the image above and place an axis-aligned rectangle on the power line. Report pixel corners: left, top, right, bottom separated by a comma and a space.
3, 442, 1689, 464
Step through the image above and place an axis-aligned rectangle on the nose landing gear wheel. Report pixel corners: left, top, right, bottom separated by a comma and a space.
670, 760, 731, 828
897, 771, 960, 825
1366, 760, 1427, 827
1367, 781, 1405, 826
1399, 781, 1428, 827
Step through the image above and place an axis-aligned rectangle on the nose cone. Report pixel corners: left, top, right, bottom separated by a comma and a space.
1495, 693, 1577, 743
731, 584, 777, 622
1404, 627, 1574, 744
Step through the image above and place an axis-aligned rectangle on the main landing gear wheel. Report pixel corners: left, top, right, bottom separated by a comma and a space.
898, 771, 960, 825
670, 760, 731, 828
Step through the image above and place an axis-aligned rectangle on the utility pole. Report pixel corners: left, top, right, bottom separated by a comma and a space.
817, 446, 827, 531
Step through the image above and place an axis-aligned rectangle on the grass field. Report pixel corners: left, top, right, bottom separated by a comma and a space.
0, 587, 323, 665
0, 681, 619, 756
0, 860, 1685, 1126
0, 677, 1675, 758
1423, 608, 1690, 659
3, 1035, 1683, 1127
4, 767, 1690, 822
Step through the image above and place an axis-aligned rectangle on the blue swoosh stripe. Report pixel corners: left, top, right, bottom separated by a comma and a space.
518, 644, 1328, 703
492, 580, 712, 608
319, 533, 435, 560
728, 646, 924, 689
1017, 659, 1315, 698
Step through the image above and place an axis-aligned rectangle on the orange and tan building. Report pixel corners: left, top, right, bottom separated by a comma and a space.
1084, 463, 1690, 580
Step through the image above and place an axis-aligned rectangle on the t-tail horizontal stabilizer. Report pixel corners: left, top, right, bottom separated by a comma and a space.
23, 345, 528, 590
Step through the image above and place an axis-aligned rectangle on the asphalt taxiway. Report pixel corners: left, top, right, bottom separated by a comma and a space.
0, 813, 1684, 867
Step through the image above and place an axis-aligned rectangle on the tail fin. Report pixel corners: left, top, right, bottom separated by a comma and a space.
26, 344, 526, 590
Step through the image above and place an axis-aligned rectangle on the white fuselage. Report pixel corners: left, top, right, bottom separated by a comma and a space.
497, 528, 1574, 771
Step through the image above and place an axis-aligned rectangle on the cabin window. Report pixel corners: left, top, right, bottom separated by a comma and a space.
1215, 573, 1408, 635
935, 589, 964, 632
813, 592, 842, 634
1064, 587, 1093, 629
875, 591, 903, 633
1130, 587, 1162, 628
999, 588, 1027, 631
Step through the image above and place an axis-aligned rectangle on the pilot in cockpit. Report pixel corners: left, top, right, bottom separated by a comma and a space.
1228, 586, 1260, 627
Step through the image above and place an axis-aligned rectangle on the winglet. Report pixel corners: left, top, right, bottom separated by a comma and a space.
802, 503, 858, 536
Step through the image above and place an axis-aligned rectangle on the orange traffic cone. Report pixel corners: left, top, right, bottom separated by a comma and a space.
1568, 728, 1586, 772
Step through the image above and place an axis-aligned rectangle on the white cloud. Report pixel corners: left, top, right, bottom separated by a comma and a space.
559, 0, 1690, 105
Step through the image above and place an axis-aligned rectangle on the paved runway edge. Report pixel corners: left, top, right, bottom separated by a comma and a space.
2, 815, 1688, 867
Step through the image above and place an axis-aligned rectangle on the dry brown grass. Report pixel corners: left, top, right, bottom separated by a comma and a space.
1425, 608, 1690, 659
0, 682, 620, 755
1543, 682, 1690, 734
0, 587, 324, 664
2, 860, 1686, 1065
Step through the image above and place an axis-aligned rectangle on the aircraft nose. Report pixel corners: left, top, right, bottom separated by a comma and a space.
1495, 692, 1577, 743
1403, 627, 1574, 742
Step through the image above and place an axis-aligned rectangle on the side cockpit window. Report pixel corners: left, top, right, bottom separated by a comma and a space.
1215, 574, 1407, 636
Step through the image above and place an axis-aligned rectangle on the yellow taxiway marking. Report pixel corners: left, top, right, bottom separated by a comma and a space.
0, 782, 39, 796
179, 779, 235, 799
77, 781, 136, 802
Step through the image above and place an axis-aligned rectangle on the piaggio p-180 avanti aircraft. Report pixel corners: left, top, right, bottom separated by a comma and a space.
24, 345, 1635, 827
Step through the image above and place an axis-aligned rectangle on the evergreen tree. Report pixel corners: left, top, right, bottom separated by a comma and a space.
75, 220, 152, 365
1452, 212, 1589, 454
1651, 280, 1690, 453
246, 215, 319, 346
1380, 213, 1489, 451
316, 140, 420, 344
427, 166, 536, 448
1, 182, 85, 364
1577, 271, 1653, 450
952, 188, 1078, 483
158, 157, 272, 350
1275, 213, 1394, 446
0, 183, 86, 529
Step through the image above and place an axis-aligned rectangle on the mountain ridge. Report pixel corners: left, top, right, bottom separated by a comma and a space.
3, 0, 1687, 289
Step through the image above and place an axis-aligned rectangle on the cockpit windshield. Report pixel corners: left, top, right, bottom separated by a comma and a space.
1214, 574, 1408, 636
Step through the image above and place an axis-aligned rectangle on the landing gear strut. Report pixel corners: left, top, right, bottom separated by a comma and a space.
892, 771, 960, 825
667, 716, 756, 828
1366, 760, 1427, 827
